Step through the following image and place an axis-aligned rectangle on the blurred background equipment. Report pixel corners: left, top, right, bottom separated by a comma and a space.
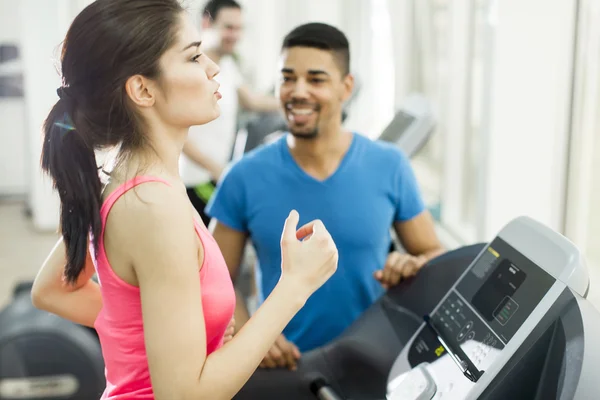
0, 282, 105, 400
377, 92, 435, 159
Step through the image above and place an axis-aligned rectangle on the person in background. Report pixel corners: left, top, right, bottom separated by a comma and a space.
30, 1, 338, 399
180, 0, 280, 225
208, 22, 446, 370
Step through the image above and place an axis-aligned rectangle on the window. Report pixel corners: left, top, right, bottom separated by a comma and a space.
587, 129, 600, 268
405, 0, 495, 243
564, 0, 600, 272
405, 0, 452, 220
403, 0, 486, 242
367, 0, 395, 136
463, 0, 490, 231
340, 0, 395, 138
580, 11, 600, 271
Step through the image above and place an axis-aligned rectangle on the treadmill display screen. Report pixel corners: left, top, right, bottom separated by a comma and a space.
378, 110, 416, 142
471, 259, 526, 323
456, 238, 556, 343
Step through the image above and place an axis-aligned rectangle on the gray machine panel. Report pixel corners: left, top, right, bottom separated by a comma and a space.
377, 93, 435, 158
570, 296, 600, 400
386, 216, 591, 400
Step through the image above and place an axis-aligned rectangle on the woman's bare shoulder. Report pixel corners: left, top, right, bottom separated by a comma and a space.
103, 176, 196, 262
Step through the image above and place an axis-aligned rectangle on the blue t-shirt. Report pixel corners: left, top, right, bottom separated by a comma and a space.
206, 133, 425, 352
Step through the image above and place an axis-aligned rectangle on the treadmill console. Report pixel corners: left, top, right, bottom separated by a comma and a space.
386, 217, 585, 400
377, 93, 435, 158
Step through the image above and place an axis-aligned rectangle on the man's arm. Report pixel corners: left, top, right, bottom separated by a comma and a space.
375, 211, 445, 288
237, 84, 280, 113
393, 210, 445, 267
377, 147, 446, 285
209, 220, 251, 331
183, 140, 225, 182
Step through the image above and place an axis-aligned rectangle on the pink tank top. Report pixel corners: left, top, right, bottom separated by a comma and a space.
91, 176, 236, 399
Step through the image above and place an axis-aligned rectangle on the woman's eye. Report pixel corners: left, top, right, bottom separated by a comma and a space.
192, 54, 202, 63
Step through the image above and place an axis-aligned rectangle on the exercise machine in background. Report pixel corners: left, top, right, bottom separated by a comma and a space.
377, 92, 435, 158
0, 282, 105, 399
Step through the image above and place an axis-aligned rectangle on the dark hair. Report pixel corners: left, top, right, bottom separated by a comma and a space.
281, 22, 350, 76
41, 0, 185, 284
202, 0, 241, 22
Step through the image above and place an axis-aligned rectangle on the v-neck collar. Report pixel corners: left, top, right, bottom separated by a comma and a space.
279, 132, 358, 185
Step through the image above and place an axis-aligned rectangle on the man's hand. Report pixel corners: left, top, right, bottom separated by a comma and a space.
374, 251, 426, 289
259, 334, 301, 370
223, 317, 235, 345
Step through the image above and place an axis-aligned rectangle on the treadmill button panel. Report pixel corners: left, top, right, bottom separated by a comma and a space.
430, 291, 505, 370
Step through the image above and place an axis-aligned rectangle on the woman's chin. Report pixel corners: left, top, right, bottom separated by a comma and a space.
193, 107, 220, 126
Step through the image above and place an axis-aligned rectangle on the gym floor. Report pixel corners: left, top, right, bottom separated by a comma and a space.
0, 199, 59, 308
2, 198, 600, 313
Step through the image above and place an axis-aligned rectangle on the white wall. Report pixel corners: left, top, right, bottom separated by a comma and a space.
236, 0, 284, 92
15, 0, 97, 231
564, 0, 600, 266
0, 0, 28, 196
239, 0, 346, 93
478, 0, 577, 240
18, 0, 81, 231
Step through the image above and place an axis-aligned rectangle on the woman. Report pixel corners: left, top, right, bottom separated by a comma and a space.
31, 1, 338, 399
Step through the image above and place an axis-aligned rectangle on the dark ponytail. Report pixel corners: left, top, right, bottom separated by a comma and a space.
38, 0, 185, 283
41, 92, 102, 284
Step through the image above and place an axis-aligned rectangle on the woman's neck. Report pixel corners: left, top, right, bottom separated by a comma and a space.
109, 133, 187, 187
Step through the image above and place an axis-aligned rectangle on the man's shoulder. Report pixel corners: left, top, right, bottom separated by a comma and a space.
226, 136, 284, 176
353, 132, 409, 165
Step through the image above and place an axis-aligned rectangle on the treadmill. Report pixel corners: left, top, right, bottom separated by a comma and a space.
385, 216, 598, 399
377, 93, 435, 158
235, 216, 600, 400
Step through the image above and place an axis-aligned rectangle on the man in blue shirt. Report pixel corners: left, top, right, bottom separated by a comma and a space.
207, 22, 444, 370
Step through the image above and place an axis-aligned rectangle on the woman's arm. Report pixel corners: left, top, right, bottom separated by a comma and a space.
31, 238, 102, 327
126, 184, 337, 400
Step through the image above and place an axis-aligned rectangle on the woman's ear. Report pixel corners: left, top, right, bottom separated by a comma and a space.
125, 75, 156, 108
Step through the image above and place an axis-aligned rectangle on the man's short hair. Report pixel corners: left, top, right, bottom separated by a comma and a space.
281, 22, 350, 76
202, 0, 241, 22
